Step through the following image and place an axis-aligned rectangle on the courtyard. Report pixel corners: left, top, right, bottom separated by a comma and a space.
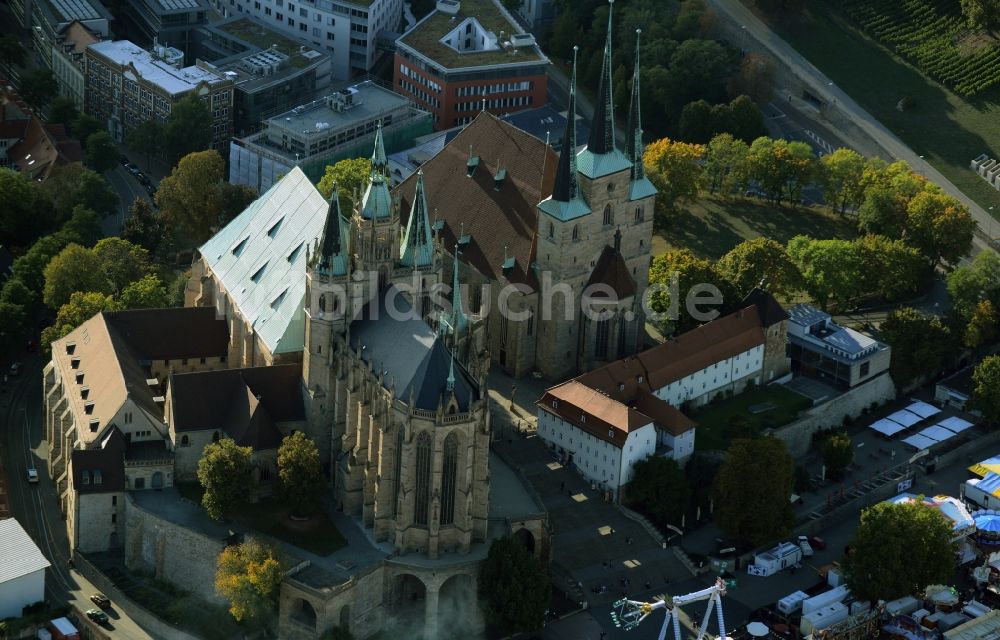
691, 384, 813, 452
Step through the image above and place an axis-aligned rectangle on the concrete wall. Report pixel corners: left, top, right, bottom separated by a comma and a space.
123, 494, 226, 603
0, 570, 45, 619
771, 373, 897, 458
75, 492, 124, 554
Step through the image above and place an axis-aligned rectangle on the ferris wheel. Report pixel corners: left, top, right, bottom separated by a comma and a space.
611, 577, 729, 640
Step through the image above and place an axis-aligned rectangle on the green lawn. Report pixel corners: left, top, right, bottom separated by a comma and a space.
691, 385, 812, 451
175, 482, 347, 556
764, 1, 1000, 220
654, 195, 856, 259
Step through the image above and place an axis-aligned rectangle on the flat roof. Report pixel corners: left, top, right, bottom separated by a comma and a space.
45, 0, 110, 22
267, 81, 413, 134
214, 17, 319, 68
399, 0, 547, 70
150, 0, 208, 13
88, 40, 229, 96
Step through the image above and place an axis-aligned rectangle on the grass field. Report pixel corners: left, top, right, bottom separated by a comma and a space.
691, 384, 812, 451
653, 195, 856, 259
764, 1, 1000, 219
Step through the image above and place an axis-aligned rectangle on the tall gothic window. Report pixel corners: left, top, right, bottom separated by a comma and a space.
572, 224, 579, 241
603, 204, 612, 226
617, 313, 628, 356
441, 433, 459, 525
392, 427, 404, 516
413, 432, 432, 526
635, 206, 644, 222
596, 318, 610, 359
548, 221, 554, 239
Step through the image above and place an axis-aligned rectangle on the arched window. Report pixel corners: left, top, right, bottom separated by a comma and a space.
318, 294, 326, 312
413, 432, 432, 526
572, 225, 579, 241
441, 433, 459, 525
392, 427, 404, 516
548, 221, 554, 239
635, 206, 644, 222
603, 204, 612, 226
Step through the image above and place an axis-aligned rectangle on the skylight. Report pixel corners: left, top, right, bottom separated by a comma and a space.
267, 216, 284, 238
250, 262, 268, 283
287, 241, 304, 263
270, 288, 289, 309
232, 236, 250, 256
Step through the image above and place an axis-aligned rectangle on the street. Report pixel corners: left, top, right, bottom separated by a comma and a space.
0, 356, 154, 639
102, 163, 155, 238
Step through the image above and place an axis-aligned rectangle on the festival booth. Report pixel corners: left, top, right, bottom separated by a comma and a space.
747, 542, 801, 577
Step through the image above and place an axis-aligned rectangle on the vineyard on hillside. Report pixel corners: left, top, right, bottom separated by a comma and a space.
835, 0, 1000, 96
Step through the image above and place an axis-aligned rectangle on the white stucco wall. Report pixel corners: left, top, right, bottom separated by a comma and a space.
0, 570, 45, 619
659, 428, 695, 461
652, 345, 764, 407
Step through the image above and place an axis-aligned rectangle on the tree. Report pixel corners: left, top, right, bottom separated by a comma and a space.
317, 158, 371, 215
219, 183, 258, 227
84, 131, 119, 172
678, 100, 715, 143
126, 120, 163, 172
0, 34, 26, 69
277, 432, 324, 517
857, 184, 908, 238
0, 168, 52, 247
648, 249, 732, 334
947, 251, 1000, 322
644, 137, 705, 213
843, 500, 956, 603
11, 235, 68, 295
625, 457, 689, 531
197, 438, 254, 520
1, 278, 35, 309
0, 301, 27, 355
906, 190, 976, 267
819, 148, 866, 215
215, 538, 285, 623
881, 307, 957, 386
965, 300, 999, 349
40, 291, 115, 352
156, 150, 227, 245
713, 437, 795, 546
855, 234, 926, 302
960, 0, 1000, 29
972, 356, 1000, 423
728, 95, 767, 143
47, 97, 79, 128
93, 237, 151, 294
666, 39, 730, 115
122, 198, 165, 253
71, 114, 102, 144
822, 432, 853, 480
62, 205, 103, 247
42, 164, 118, 219
478, 536, 550, 635
117, 274, 170, 310
701, 133, 749, 195
19, 69, 58, 108
42, 244, 109, 310
745, 137, 815, 203
731, 54, 774, 106
717, 237, 801, 299
165, 94, 211, 163
787, 236, 861, 310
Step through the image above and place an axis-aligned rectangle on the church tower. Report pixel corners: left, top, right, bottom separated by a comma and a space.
303, 185, 351, 472
353, 123, 400, 289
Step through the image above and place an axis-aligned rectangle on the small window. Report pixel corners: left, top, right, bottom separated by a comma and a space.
603, 204, 612, 226
181, 435, 189, 446
232, 236, 250, 256
287, 241, 305, 263
71, 357, 80, 369
112, 496, 117, 506
271, 288, 289, 309
84, 401, 95, 415
200, 357, 206, 364
250, 262, 268, 283
548, 222, 554, 239
81, 471, 90, 485
89, 419, 99, 432
572, 225, 579, 241
581, 414, 587, 423
551, 399, 558, 408
65, 342, 76, 355
94, 470, 102, 484
81, 386, 90, 400
634, 206, 643, 222
267, 217, 284, 238
111, 513, 116, 523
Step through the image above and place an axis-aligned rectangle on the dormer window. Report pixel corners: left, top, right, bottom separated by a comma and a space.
71, 357, 81, 369
637, 376, 644, 384
580, 414, 587, 423
65, 342, 76, 355
81, 387, 90, 400
608, 429, 614, 438
75, 372, 84, 384
618, 383, 625, 391
84, 401, 95, 415
89, 419, 99, 432
551, 399, 558, 408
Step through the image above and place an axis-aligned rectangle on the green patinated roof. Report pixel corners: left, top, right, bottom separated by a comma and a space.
537, 196, 591, 222
576, 148, 633, 180
629, 177, 657, 201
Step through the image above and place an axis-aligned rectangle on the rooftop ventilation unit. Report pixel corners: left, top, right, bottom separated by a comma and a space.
437, 0, 460, 15
510, 33, 536, 48
326, 86, 362, 112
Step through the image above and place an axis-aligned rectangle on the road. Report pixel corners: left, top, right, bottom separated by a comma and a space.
0, 357, 154, 640
705, 0, 997, 253
102, 164, 155, 238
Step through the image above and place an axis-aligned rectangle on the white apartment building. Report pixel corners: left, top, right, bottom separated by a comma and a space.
208, 0, 404, 80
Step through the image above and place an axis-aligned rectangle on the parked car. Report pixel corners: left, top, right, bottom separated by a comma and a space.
797, 535, 814, 557
126, 163, 140, 175
145, 183, 157, 196
90, 593, 110, 609
137, 173, 152, 187
26, 468, 38, 483
9, 362, 23, 376
808, 535, 826, 550
85, 608, 109, 625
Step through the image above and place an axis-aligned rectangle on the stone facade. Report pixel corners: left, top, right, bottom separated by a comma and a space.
72, 492, 124, 554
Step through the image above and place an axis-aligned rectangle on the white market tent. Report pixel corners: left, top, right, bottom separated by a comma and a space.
907, 401, 941, 420
902, 433, 938, 450
917, 425, 956, 442
939, 416, 975, 434
869, 418, 908, 437
887, 409, 923, 428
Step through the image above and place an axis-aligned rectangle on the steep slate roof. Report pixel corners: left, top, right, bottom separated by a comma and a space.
0, 518, 51, 584
585, 244, 635, 299
169, 365, 304, 449
538, 380, 654, 449
104, 307, 228, 360
397, 111, 558, 288
351, 285, 477, 412
199, 167, 327, 355
741, 288, 789, 328
71, 427, 127, 494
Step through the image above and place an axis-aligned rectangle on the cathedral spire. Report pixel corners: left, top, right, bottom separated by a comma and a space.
400, 169, 434, 267
360, 123, 393, 219
625, 28, 645, 182
446, 352, 456, 393
317, 183, 348, 276
550, 47, 580, 203
371, 120, 388, 177
587, 0, 616, 155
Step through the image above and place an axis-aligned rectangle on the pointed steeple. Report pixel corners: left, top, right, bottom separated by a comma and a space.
625, 28, 645, 182
451, 244, 468, 334
588, 0, 616, 155
446, 352, 456, 393
317, 184, 348, 276
400, 169, 434, 267
371, 120, 388, 176
360, 124, 393, 219
551, 46, 580, 203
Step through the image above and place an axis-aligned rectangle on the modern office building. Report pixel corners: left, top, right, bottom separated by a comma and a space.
394, 0, 549, 130
51, 21, 101, 110
229, 79, 432, 192
205, 0, 404, 80
193, 16, 332, 135
512, 0, 555, 34
13, 0, 112, 70
787, 304, 891, 389
85, 40, 235, 151
120, 0, 211, 59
